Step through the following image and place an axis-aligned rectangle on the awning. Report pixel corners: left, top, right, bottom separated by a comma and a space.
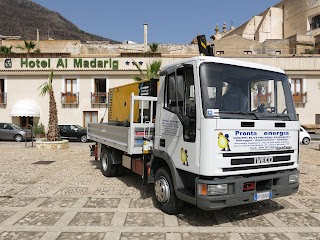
10, 100, 40, 117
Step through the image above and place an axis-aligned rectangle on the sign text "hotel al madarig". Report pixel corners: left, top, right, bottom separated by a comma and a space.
20, 58, 119, 70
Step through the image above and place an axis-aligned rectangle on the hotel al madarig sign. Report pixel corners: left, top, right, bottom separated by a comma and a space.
2, 58, 120, 70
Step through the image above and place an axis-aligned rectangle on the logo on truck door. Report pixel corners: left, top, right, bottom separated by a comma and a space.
254, 156, 273, 164
218, 132, 231, 151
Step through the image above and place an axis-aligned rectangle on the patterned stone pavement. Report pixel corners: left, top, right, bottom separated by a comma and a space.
0, 141, 319, 240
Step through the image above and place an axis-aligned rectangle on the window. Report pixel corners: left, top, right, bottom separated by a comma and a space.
92, 79, 107, 104
0, 79, 5, 104
84, 111, 98, 127
63, 79, 78, 104
291, 78, 306, 103
216, 51, 225, 56
200, 62, 297, 121
310, 15, 320, 30
316, 114, 320, 124
164, 65, 196, 142
20, 117, 33, 128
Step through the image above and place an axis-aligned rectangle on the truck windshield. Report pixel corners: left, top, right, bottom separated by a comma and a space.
199, 62, 297, 120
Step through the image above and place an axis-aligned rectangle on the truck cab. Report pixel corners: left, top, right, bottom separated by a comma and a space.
88, 56, 299, 215
151, 56, 299, 212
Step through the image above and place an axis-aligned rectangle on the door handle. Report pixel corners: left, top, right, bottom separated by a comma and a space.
160, 138, 165, 147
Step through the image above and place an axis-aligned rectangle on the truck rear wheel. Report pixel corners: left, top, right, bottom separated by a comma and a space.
100, 148, 119, 177
154, 167, 184, 215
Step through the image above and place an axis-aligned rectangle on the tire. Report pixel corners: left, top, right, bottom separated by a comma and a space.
100, 148, 119, 177
14, 134, 23, 142
302, 137, 310, 145
154, 167, 184, 215
80, 135, 87, 143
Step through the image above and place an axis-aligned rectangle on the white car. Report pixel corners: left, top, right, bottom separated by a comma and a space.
300, 127, 311, 145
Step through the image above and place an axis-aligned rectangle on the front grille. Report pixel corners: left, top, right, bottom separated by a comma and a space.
223, 150, 294, 158
223, 162, 294, 172
231, 155, 291, 165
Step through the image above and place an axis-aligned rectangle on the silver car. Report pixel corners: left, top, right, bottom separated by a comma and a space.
0, 123, 33, 142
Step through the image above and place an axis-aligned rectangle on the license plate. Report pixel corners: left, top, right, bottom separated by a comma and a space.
254, 191, 272, 202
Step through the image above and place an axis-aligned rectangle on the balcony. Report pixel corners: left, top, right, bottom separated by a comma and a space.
254, 92, 272, 104
61, 92, 79, 105
0, 92, 7, 105
293, 92, 307, 104
91, 92, 108, 104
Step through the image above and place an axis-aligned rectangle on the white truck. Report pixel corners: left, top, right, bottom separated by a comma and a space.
88, 56, 299, 214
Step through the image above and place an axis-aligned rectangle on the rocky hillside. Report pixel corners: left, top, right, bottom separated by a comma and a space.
0, 0, 119, 43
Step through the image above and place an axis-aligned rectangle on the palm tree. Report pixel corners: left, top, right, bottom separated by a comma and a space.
133, 60, 162, 81
149, 43, 159, 53
0, 46, 13, 57
38, 70, 60, 141
16, 40, 37, 57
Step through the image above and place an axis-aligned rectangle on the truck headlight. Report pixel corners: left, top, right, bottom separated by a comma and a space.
208, 184, 228, 195
289, 174, 299, 184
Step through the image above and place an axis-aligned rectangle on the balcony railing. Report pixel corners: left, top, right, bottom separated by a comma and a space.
61, 92, 79, 104
91, 92, 108, 104
293, 92, 307, 103
0, 92, 7, 105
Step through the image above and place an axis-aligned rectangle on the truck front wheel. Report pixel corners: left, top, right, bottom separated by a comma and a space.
154, 167, 184, 215
100, 148, 119, 177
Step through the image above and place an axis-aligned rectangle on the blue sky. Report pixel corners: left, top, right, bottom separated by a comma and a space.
32, 0, 280, 44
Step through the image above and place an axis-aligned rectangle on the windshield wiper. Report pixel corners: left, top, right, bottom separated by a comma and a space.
220, 111, 259, 119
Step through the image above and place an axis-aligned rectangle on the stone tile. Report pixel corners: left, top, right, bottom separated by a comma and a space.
94, 187, 125, 195
181, 233, 229, 240
0, 231, 45, 240
0, 186, 17, 194
0, 211, 16, 223
17, 186, 51, 195
225, 212, 273, 227
84, 198, 120, 208
298, 233, 320, 240
129, 198, 154, 208
123, 187, 143, 197
177, 212, 218, 226
67, 178, 96, 186
292, 189, 315, 196
69, 212, 114, 226
273, 198, 298, 209
0, 197, 36, 207
14, 211, 64, 226
239, 233, 289, 240
55, 187, 88, 195
273, 212, 320, 227
39, 197, 78, 208
57, 232, 105, 240
102, 178, 128, 186
0, 171, 16, 177
35, 178, 63, 186
49, 171, 75, 178
295, 198, 320, 209
2, 178, 38, 185
125, 212, 164, 227
120, 232, 166, 240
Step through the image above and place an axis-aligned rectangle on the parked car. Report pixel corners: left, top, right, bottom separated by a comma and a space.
59, 124, 88, 142
0, 123, 33, 142
300, 127, 311, 145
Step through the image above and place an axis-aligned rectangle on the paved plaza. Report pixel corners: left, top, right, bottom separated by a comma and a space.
0, 141, 319, 240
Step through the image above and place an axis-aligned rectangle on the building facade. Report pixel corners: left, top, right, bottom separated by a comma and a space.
0, 56, 185, 129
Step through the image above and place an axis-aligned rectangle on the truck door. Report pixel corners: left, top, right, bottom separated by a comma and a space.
158, 64, 199, 174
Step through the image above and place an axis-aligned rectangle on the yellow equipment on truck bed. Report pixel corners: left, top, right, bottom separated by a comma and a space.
108, 79, 158, 123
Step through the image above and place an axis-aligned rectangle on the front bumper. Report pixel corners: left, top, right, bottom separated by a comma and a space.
196, 169, 299, 210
